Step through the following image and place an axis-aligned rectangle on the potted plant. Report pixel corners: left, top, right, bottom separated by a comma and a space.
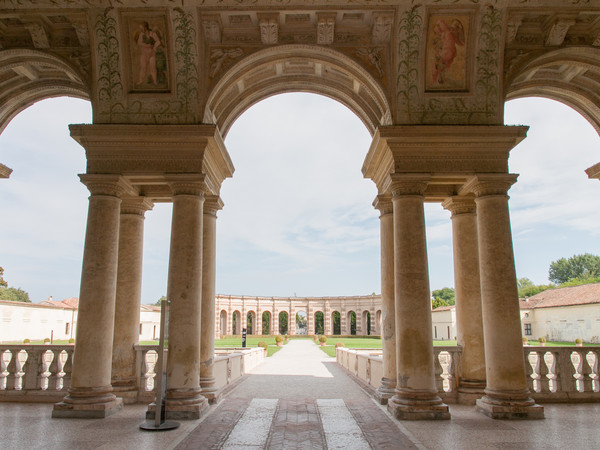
258, 341, 268, 355
275, 335, 283, 347
318, 335, 327, 346
575, 338, 583, 347
23, 338, 30, 345
68, 338, 75, 345
335, 342, 345, 348
43, 338, 50, 345
538, 337, 546, 347
284, 334, 289, 342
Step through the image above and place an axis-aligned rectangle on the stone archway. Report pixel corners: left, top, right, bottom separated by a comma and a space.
246, 310, 256, 335
261, 311, 271, 335
205, 44, 391, 139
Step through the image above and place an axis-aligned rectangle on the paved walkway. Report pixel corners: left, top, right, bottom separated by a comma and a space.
2, 340, 600, 449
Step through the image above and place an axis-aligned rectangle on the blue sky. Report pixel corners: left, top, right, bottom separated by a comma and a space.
0, 94, 599, 304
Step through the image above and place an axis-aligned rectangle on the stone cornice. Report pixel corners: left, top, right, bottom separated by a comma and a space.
442, 196, 477, 217
585, 162, 600, 180
78, 174, 136, 197
373, 194, 392, 215
461, 174, 519, 198
69, 124, 234, 201
0, 163, 13, 179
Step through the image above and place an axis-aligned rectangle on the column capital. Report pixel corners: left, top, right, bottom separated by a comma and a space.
120, 196, 154, 216
390, 174, 430, 197
461, 174, 518, 198
78, 174, 135, 197
442, 196, 476, 216
373, 194, 393, 215
166, 174, 207, 196
204, 195, 224, 216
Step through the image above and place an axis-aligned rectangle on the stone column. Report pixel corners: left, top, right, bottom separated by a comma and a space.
374, 195, 396, 405
273, 311, 279, 335
466, 174, 543, 419
442, 196, 486, 404
200, 196, 223, 404
53, 175, 132, 418
111, 197, 153, 403
164, 175, 208, 419
387, 176, 449, 420
227, 310, 233, 335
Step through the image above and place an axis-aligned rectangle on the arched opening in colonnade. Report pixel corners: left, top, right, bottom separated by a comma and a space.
262, 311, 271, 335
331, 311, 341, 336
296, 311, 307, 335
232, 310, 241, 335
220, 310, 228, 337
247, 311, 256, 335
362, 311, 371, 336
314, 311, 324, 335
278, 311, 288, 335
347, 311, 357, 336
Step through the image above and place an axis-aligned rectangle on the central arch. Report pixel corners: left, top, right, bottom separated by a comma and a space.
205, 44, 392, 138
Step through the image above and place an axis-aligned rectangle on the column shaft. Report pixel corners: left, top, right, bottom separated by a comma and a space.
443, 197, 486, 404
468, 175, 543, 419
200, 197, 221, 404
53, 175, 129, 418
388, 179, 449, 420
164, 179, 207, 419
374, 195, 396, 404
111, 198, 152, 402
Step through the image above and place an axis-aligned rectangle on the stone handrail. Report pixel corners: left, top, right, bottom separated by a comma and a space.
336, 346, 600, 403
1, 344, 265, 403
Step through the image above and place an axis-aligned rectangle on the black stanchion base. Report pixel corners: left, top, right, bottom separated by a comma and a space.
139, 420, 180, 431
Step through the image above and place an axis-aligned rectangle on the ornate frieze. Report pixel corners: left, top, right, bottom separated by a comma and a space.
317, 14, 335, 45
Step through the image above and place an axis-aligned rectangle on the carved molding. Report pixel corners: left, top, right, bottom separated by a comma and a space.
390, 174, 430, 197
78, 174, 135, 197
442, 196, 476, 216
373, 194, 393, 215
317, 14, 335, 45
0, 163, 13, 179
545, 18, 577, 47
166, 174, 207, 196
120, 197, 154, 216
461, 174, 518, 198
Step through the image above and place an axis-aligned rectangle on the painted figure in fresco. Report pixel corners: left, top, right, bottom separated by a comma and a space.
134, 22, 166, 86
431, 18, 465, 85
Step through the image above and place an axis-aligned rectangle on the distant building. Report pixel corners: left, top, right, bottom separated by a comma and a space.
431, 283, 600, 343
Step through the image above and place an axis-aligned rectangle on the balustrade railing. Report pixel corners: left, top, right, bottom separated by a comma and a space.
336, 346, 600, 404
1, 344, 264, 403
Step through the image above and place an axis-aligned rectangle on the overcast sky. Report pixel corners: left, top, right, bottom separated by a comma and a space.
1, 94, 599, 304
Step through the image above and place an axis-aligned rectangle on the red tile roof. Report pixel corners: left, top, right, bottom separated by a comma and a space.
523, 283, 600, 309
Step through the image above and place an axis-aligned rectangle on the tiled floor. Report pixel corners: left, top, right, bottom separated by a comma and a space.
1, 341, 600, 449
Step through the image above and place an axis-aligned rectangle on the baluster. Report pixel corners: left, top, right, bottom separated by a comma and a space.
580, 351, 593, 393
46, 350, 60, 391
538, 351, 550, 393
446, 350, 456, 393
139, 349, 149, 391
547, 351, 559, 393
61, 348, 73, 391
590, 349, 599, 393
22, 348, 43, 390
560, 350, 579, 393
434, 350, 444, 393
572, 351, 584, 392
524, 349, 536, 392
1, 349, 12, 390
6, 349, 23, 390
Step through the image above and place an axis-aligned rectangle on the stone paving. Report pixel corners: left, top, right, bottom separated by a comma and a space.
2, 340, 600, 449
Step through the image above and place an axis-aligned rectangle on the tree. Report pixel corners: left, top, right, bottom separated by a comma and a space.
0, 287, 31, 302
431, 287, 455, 310
154, 295, 167, 306
549, 253, 600, 284
314, 311, 324, 335
0, 267, 7, 288
517, 277, 553, 298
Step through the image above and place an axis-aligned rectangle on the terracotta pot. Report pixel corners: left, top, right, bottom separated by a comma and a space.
276, 342, 283, 347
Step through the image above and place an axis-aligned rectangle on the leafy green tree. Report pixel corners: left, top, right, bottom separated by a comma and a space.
279, 311, 288, 334
517, 277, 553, 297
0, 267, 7, 288
559, 275, 600, 288
314, 311, 324, 335
154, 295, 167, 306
332, 311, 341, 335
262, 311, 270, 335
0, 287, 31, 302
431, 287, 455, 309
549, 253, 600, 284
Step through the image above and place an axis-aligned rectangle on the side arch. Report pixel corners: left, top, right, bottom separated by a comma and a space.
505, 47, 600, 136
205, 44, 392, 138
0, 49, 90, 136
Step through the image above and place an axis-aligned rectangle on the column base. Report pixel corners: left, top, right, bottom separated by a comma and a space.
200, 377, 222, 405
112, 381, 139, 404
52, 388, 123, 419
476, 392, 544, 420
374, 378, 396, 405
146, 389, 209, 420
457, 379, 486, 405
387, 391, 450, 420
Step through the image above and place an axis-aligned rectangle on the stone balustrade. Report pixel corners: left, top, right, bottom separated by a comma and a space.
336, 346, 600, 403
1, 345, 264, 403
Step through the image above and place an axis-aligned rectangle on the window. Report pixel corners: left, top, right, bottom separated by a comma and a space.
524, 323, 532, 336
